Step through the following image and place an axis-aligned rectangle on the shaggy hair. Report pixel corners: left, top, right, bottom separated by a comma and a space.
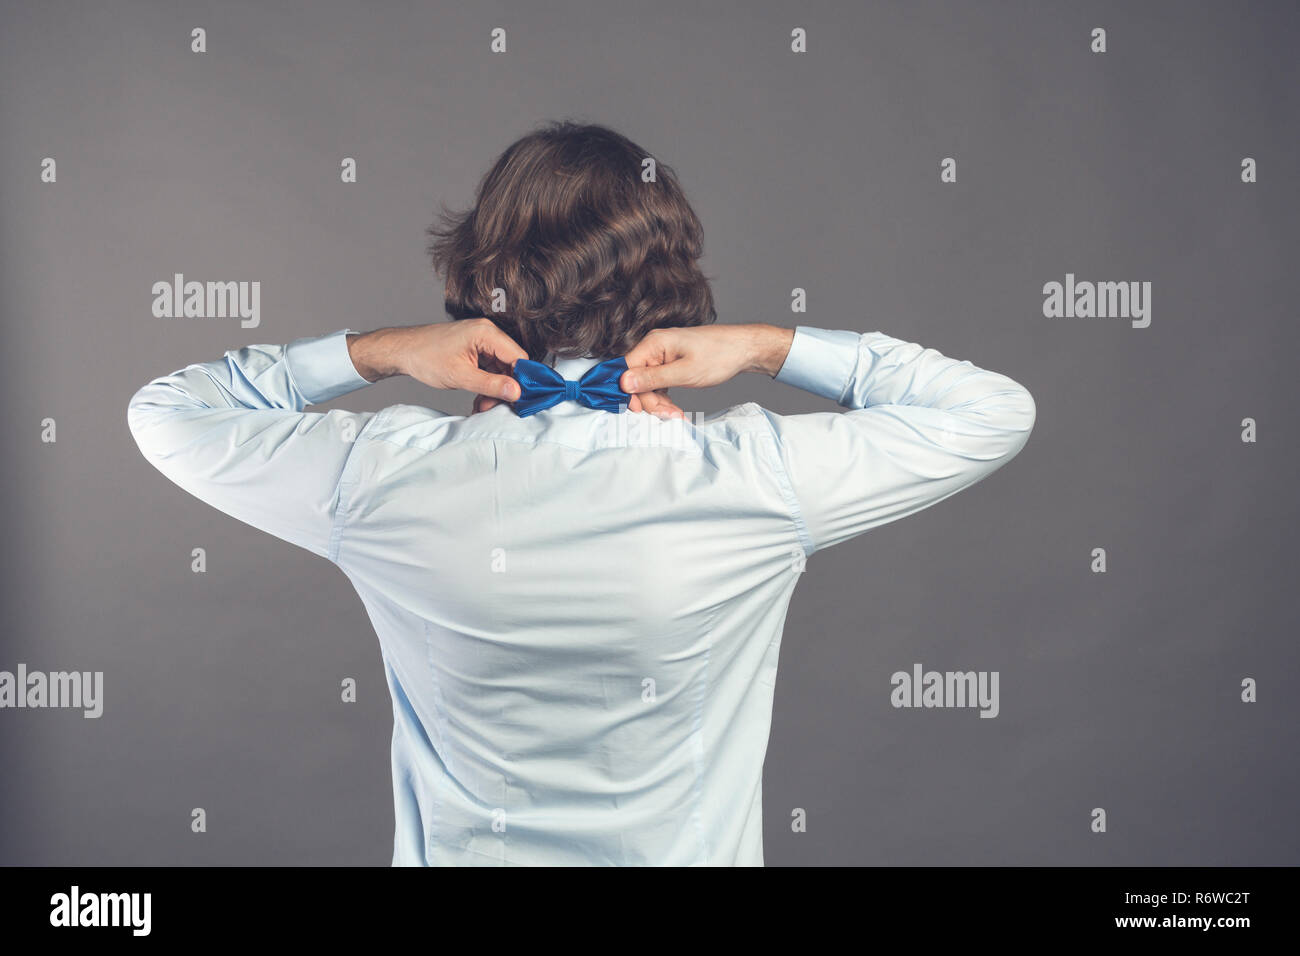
428, 121, 716, 361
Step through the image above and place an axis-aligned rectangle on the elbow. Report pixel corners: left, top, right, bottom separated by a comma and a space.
976, 375, 1036, 464
126, 382, 169, 460
126, 385, 150, 445
1003, 382, 1037, 460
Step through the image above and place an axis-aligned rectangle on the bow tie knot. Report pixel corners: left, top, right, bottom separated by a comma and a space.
511, 356, 629, 418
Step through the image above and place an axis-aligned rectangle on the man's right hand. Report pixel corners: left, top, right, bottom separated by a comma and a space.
619, 325, 795, 396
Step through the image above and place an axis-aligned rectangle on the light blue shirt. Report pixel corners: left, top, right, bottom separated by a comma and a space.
128, 325, 1035, 865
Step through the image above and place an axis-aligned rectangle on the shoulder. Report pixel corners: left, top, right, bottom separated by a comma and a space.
356, 403, 465, 450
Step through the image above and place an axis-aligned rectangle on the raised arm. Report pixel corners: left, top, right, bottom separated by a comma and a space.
126, 319, 528, 558
126, 329, 378, 558
619, 323, 1036, 554
764, 326, 1036, 553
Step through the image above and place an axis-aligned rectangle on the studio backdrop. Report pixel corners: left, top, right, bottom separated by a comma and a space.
1, 0, 1296, 865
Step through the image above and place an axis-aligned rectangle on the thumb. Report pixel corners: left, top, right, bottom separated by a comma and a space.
620, 361, 683, 394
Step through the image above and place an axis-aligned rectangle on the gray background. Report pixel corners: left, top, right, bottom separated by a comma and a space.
1, 0, 1296, 865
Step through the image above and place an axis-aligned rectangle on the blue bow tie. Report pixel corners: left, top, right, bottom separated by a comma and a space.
511, 357, 629, 418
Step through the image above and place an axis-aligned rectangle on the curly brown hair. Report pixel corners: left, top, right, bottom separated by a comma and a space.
427, 121, 717, 361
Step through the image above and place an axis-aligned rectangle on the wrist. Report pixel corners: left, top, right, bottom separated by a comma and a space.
347, 327, 412, 382
744, 324, 795, 377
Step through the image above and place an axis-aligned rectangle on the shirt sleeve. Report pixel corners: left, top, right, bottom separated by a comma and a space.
127, 329, 377, 559
765, 326, 1036, 554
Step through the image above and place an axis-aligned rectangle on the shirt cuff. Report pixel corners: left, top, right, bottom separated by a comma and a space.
773, 326, 862, 404
285, 329, 374, 405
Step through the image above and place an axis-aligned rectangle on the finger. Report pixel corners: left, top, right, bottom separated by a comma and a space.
477, 353, 513, 375
473, 394, 503, 414
622, 334, 670, 368
462, 367, 521, 402
620, 334, 675, 390
637, 389, 685, 420
473, 322, 529, 367
649, 396, 685, 420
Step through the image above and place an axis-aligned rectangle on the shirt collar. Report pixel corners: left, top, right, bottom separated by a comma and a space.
545, 354, 611, 379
